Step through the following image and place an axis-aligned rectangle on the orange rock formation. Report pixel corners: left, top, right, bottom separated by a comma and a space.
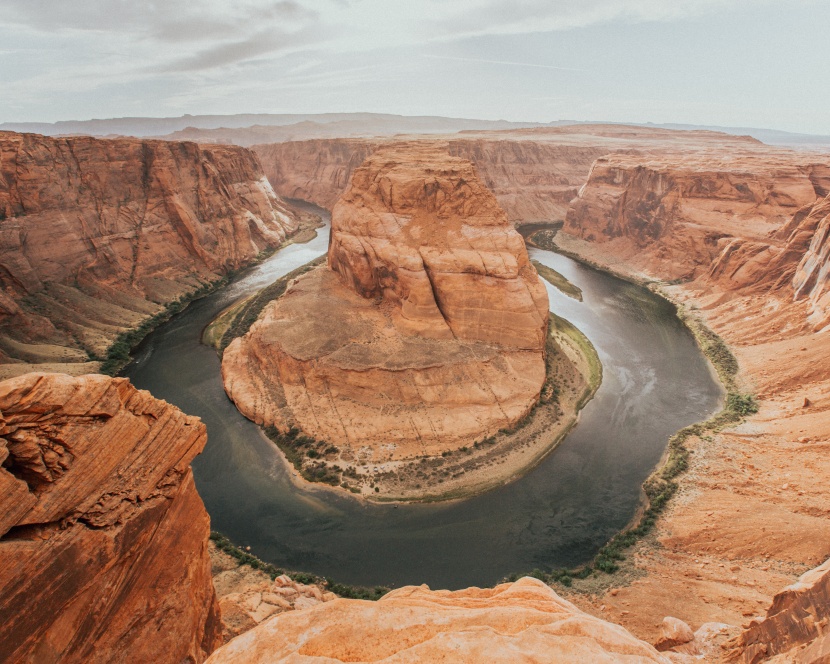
0, 372, 221, 663
0, 131, 297, 373
726, 558, 830, 662
205, 577, 672, 663
223, 144, 549, 457
252, 125, 768, 223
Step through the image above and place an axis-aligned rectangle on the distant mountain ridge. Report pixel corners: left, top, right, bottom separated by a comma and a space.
2, 112, 829, 149
0, 113, 559, 140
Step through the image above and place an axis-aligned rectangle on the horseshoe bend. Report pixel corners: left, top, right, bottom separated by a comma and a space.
220, 144, 599, 500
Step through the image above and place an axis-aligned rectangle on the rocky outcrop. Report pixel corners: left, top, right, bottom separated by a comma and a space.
0, 131, 298, 370
566, 152, 822, 281
726, 557, 830, 663
206, 577, 672, 663
223, 144, 549, 461
789, 195, 830, 330
210, 543, 338, 644
0, 372, 221, 663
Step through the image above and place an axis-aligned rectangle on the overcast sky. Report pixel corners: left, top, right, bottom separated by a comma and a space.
2, 0, 829, 133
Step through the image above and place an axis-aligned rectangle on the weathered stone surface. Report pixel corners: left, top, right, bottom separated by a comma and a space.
726, 557, 830, 663
0, 131, 298, 369
566, 152, 822, 281
209, 544, 337, 644
654, 616, 696, 652
0, 372, 221, 663
206, 577, 672, 664
328, 143, 549, 348
223, 144, 548, 457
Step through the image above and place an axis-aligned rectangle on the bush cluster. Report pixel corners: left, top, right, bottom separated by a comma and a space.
210, 532, 388, 600
263, 425, 342, 486
99, 280, 222, 376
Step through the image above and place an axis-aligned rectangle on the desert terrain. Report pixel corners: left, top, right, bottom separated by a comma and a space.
2, 122, 830, 662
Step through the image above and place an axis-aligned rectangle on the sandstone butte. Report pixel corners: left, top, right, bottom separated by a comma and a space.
0, 372, 221, 663
0, 131, 298, 378
222, 143, 550, 460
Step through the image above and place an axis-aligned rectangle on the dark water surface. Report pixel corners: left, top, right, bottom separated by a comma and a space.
125, 202, 722, 590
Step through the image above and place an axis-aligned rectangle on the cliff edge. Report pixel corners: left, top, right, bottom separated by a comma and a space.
0, 373, 221, 663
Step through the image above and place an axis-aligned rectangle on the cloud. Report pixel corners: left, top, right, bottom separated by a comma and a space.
162, 27, 326, 71
422, 54, 583, 72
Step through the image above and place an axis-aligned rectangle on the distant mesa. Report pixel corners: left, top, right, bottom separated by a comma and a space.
222, 143, 550, 480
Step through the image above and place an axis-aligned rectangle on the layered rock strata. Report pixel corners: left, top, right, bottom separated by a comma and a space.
726, 558, 830, 662
206, 577, 673, 663
223, 144, 549, 459
0, 131, 298, 372
544, 148, 830, 654
252, 125, 763, 224
0, 372, 221, 663
565, 152, 827, 281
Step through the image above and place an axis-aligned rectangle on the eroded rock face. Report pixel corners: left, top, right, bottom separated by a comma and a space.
725, 557, 830, 663
206, 577, 671, 664
328, 143, 549, 348
0, 373, 221, 663
790, 195, 830, 330
223, 144, 549, 457
0, 131, 298, 368
566, 153, 821, 281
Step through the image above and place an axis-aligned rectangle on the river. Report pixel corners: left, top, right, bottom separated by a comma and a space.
124, 201, 722, 590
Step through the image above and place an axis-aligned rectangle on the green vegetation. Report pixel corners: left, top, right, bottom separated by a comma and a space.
216, 256, 325, 354
532, 260, 583, 301
263, 425, 346, 487
210, 531, 389, 600
504, 282, 760, 589
99, 279, 225, 376
549, 313, 602, 405
527, 228, 562, 252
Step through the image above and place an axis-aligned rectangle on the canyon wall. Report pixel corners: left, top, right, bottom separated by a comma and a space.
564, 152, 826, 281
252, 126, 766, 227
253, 139, 380, 210
223, 144, 549, 458
0, 372, 221, 663
0, 131, 298, 371
253, 136, 606, 223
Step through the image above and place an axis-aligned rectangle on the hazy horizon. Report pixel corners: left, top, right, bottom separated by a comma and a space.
3, 1, 830, 135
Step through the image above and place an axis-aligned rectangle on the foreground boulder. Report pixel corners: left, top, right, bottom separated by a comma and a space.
223, 144, 549, 459
0, 373, 221, 663
206, 577, 671, 663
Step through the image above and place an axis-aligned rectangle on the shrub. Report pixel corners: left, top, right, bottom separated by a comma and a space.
727, 392, 759, 416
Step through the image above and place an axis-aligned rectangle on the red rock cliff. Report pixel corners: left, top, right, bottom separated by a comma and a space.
0, 132, 298, 369
0, 372, 221, 663
565, 152, 823, 281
